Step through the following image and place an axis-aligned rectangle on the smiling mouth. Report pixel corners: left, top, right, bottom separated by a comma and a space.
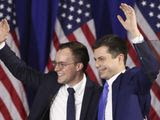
57, 73, 63, 77
99, 68, 106, 72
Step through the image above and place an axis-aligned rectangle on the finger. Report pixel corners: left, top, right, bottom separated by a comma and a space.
120, 3, 133, 17
120, 4, 128, 18
3, 19, 10, 32
127, 5, 136, 16
117, 15, 126, 27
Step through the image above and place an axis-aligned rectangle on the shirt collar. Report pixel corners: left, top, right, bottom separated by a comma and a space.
106, 69, 126, 87
65, 74, 86, 95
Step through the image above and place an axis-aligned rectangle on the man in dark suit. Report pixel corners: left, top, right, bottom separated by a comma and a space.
93, 3, 160, 120
0, 20, 101, 120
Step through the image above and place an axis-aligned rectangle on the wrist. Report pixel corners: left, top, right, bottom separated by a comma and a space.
129, 28, 141, 38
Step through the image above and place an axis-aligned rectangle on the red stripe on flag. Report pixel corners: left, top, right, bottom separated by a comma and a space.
47, 32, 61, 71
0, 66, 27, 120
53, 33, 60, 50
10, 31, 19, 49
67, 33, 77, 42
86, 66, 98, 84
151, 81, 160, 101
149, 106, 160, 120
47, 57, 54, 71
81, 24, 95, 46
127, 40, 140, 66
156, 32, 160, 40
0, 98, 12, 120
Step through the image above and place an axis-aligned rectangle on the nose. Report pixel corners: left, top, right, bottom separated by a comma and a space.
54, 65, 61, 72
95, 60, 100, 69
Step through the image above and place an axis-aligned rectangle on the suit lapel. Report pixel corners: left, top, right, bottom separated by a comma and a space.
112, 73, 123, 119
112, 69, 131, 119
80, 78, 93, 120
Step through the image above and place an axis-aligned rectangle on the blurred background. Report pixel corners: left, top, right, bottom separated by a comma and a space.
0, 0, 160, 119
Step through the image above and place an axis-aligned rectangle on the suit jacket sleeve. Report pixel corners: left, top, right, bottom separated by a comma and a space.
134, 41, 160, 81
132, 41, 160, 94
0, 44, 57, 90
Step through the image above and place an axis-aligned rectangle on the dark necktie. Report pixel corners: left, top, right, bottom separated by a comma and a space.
67, 87, 75, 120
98, 82, 109, 120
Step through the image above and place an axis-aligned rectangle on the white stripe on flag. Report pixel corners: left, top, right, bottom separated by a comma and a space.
156, 73, 160, 87
126, 54, 136, 68
0, 82, 22, 120
0, 112, 5, 120
55, 19, 69, 43
87, 20, 96, 38
50, 41, 57, 61
151, 90, 160, 118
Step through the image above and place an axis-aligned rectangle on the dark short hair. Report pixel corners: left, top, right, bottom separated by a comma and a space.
93, 34, 128, 64
59, 41, 89, 72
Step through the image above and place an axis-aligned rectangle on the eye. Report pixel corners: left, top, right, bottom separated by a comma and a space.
98, 57, 106, 62
59, 62, 66, 67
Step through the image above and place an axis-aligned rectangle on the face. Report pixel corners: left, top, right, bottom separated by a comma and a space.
94, 46, 124, 80
54, 48, 81, 86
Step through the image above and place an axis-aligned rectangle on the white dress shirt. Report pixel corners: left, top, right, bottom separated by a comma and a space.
50, 74, 86, 120
0, 42, 5, 49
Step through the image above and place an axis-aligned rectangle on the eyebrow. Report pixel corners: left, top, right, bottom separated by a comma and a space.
94, 56, 105, 60
52, 61, 66, 63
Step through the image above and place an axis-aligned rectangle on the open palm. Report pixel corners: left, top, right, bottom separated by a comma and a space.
117, 3, 140, 38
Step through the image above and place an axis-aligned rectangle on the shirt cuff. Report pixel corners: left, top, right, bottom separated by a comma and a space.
128, 34, 144, 44
0, 42, 5, 50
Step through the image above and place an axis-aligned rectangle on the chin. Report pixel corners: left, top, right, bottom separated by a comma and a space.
57, 79, 65, 84
99, 76, 105, 80
99, 73, 105, 79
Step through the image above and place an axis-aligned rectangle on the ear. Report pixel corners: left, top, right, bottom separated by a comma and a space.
76, 63, 84, 71
117, 53, 125, 63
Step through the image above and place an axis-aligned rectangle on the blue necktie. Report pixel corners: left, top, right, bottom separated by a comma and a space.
98, 82, 109, 120
67, 88, 75, 120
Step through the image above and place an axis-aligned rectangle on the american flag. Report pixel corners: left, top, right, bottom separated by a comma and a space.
0, 0, 29, 120
0, 0, 159, 120
135, 0, 160, 119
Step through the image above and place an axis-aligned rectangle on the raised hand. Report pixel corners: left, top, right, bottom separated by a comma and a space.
117, 3, 140, 38
0, 19, 10, 43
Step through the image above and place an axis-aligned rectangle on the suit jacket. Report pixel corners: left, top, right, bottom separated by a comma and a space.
110, 42, 160, 120
0, 44, 102, 120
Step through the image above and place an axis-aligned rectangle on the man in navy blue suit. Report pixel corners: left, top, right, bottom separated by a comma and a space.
93, 3, 160, 120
